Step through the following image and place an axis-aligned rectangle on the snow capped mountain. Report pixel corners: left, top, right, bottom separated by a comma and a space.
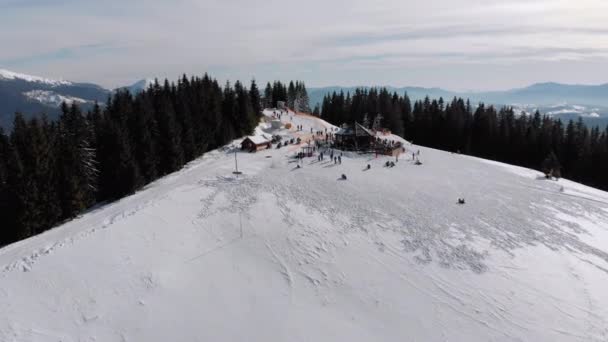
310, 83, 608, 128
0, 69, 109, 129
1, 110, 607, 341
309, 82, 608, 109
0, 68, 72, 86
123, 78, 157, 94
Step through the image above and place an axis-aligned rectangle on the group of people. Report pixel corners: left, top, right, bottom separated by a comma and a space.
316, 150, 342, 165
272, 110, 286, 120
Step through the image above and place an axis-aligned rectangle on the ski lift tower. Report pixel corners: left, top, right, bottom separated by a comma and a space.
233, 149, 242, 175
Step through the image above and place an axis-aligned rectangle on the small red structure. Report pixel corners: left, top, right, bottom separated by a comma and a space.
301, 146, 314, 157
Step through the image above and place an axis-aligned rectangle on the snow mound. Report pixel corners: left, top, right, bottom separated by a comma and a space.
1, 111, 608, 341
0, 69, 72, 86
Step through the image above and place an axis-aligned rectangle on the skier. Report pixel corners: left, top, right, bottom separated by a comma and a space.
338, 156, 341, 164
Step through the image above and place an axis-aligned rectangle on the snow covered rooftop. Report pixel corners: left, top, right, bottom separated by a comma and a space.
336, 122, 375, 137
243, 135, 271, 145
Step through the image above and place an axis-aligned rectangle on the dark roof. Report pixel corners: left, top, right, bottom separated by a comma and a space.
336, 122, 374, 137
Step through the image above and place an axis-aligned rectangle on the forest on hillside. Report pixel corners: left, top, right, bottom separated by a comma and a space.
319, 88, 608, 191
1, 79, 607, 247
0, 75, 309, 246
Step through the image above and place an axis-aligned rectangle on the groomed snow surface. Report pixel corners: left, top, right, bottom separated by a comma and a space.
1, 110, 608, 341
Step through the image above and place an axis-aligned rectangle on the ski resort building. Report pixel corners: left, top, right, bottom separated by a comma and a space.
241, 136, 272, 152
334, 122, 404, 156
334, 122, 376, 150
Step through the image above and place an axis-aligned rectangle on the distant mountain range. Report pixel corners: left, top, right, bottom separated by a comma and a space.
117, 78, 157, 95
1, 68, 607, 130
308, 83, 608, 128
0, 69, 110, 129
308, 83, 608, 108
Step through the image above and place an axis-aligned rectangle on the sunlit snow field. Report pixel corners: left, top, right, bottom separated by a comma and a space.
1, 110, 607, 341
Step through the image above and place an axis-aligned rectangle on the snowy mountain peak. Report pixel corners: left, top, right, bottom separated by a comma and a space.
122, 78, 157, 94
0, 68, 72, 86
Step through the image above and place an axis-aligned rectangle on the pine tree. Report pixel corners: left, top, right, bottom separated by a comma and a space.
0, 127, 14, 244
362, 113, 370, 129
155, 93, 184, 175
129, 96, 158, 183
264, 82, 273, 108
372, 113, 383, 131
0, 130, 23, 244
249, 79, 262, 116
287, 81, 296, 109
56, 103, 97, 216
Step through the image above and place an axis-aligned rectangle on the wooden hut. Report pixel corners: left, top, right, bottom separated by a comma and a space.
241, 136, 272, 152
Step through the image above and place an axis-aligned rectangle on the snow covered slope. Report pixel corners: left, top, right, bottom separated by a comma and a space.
0, 69, 72, 86
1, 111, 608, 341
23, 90, 90, 107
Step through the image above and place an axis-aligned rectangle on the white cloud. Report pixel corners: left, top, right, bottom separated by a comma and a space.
0, 0, 607, 90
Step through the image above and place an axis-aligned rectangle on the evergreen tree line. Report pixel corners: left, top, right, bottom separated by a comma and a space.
263, 80, 310, 112
320, 88, 608, 191
0, 74, 263, 246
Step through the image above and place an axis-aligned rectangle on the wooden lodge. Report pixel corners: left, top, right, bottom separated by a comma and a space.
241, 136, 272, 152
334, 122, 404, 155
334, 122, 376, 150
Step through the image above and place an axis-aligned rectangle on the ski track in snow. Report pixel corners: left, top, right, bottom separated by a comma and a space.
1, 110, 608, 341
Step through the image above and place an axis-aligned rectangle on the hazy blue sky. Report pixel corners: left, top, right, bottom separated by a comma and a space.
1, 0, 607, 90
